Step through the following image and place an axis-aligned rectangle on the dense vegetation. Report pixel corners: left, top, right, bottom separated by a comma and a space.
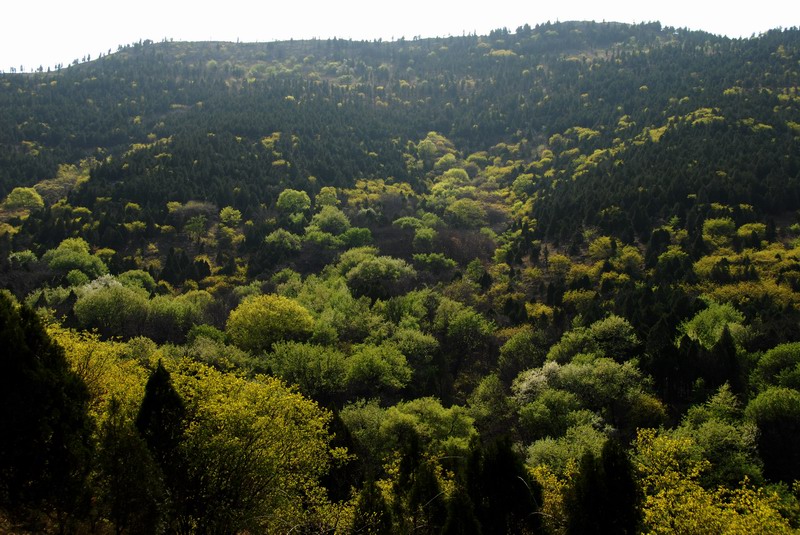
2, 20, 800, 533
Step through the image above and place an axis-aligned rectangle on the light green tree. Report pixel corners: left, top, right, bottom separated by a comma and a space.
74, 280, 149, 338
345, 342, 412, 395
184, 215, 207, 243
315, 186, 340, 209
678, 300, 747, 350
345, 255, 416, 300
4, 186, 44, 211
170, 361, 341, 533
308, 205, 350, 235
276, 188, 311, 215
268, 341, 347, 401
226, 294, 314, 353
219, 206, 242, 227
42, 237, 108, 279
444, 198, 487, 229
265, 228, 302, 253
753, 342, 800, 390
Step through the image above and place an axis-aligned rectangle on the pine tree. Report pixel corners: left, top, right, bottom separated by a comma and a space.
468, 437, 542, 534
97, 398, 164, 535
135, 361, 188, 529
566, 438, 640, 534
0, 292, 93, 525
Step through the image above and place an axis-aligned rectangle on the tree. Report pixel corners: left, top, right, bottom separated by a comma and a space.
276, 188, 311, 216
745, 387, 800, 483
351, 478, 392, 534
308, 205, 351, 235
566, 439, 639, 534
4, 186, 44, 211
677, 386, 763, 488
96, 398, 164, 534
468, 373, 515, 441
753, 342, 800, 390
702, 217, 736, 248
546, 315, 639, 363
0, 292, 93, 523
345, 255, 416, 300
219, 205, 242, 227
315, 186, 340, 209
498, 327, 550, 384
135, 361, 189, 531
264, 228, 302, 255
42, 237, 108, 280
678, 300, 747, 350
468, 437, 542, 534
345, 343, 412, 396
135, 361, 187, 474
226, 294, 315, 353
634, 428, 794, 533
183, 214, 207, 243
170, 362, 337, 533
268, 341, 347, 403
445, 198, 487, 229
442, 482, 482, 535
73, 279, 150, 339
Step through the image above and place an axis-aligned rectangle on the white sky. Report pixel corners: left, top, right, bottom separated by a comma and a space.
1, 0, 798, 72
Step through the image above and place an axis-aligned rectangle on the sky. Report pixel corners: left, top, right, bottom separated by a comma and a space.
1, 0, 798, 72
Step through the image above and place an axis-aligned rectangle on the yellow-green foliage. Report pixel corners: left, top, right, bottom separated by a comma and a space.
567, 263, 597, 287
4, 186, 44, 211
685, 107, 725, 126
635, 429, 794, 533
565, 126, 601, 142
52, 319, 346, 532
587, 236, 615, 261
705, 280, 800, 309
529, 461, 577, 535
702, 217, 736, 248
562, 289, 598, 315
170, 360, 339, 531
488, 49, 517, 57
226, 294, 315, 353
648, 125, 668, 142
526, 302, 555, 323
737, 222, 767, 240
548, 254, 573, 279
49, 325, 148, 423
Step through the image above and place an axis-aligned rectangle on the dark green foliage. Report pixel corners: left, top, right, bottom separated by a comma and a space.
466, 438, 542, 534
442, 483, 482, 535
390, 424, 447, 533
406, 460, 447, 534
705, 326, 744, 395
135, 361, 188, 529
745, 387, 800, 483
96, 398, 164, 534
498, 327, 551, 385
0, 293, 93, 522
345, 255, 416, 301
135, 361, 186, 466
566, 439, 640, 534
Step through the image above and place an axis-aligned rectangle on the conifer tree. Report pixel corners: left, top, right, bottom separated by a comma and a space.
135, 361, 188, 529
566, 438, 639, 534
0, 292, 93, 524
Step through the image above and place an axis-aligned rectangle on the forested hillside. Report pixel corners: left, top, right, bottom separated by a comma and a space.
2, 21, 800, 533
